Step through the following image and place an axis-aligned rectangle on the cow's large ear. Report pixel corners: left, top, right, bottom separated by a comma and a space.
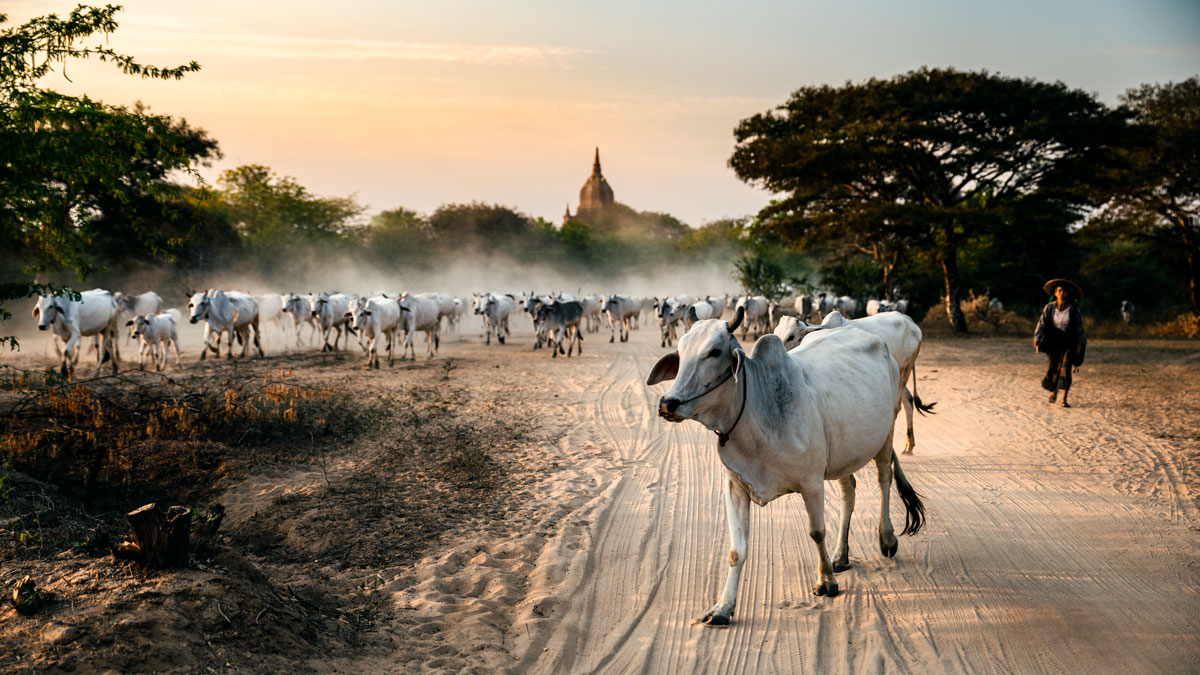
646, 352, 680, 386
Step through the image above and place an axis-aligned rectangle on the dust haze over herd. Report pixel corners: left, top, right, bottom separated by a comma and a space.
2, 3, 1198, 674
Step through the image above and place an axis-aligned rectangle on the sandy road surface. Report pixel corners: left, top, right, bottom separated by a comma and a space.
413, 325, 1199, 674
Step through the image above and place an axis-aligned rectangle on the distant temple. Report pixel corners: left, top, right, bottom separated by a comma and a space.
563, 148, 615, 224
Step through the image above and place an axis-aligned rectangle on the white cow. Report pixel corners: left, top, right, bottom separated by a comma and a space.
648, 307, 925, 624
282, 293, 319, 347
346, 296, 401, 368
683, 300, 715, 330
473, 293, 514, 346
581, 294, 604, 334
734, 295, 770, 339
311, 292, 357, 352
776, 310, 935, 454
126, 309, 182, 371
114, 291, 163, 322
603, 295, 637, 343
187, 290, 263, 360
33, 289, 120, 376
399, 292, 441, 359
257, 293, 285, 346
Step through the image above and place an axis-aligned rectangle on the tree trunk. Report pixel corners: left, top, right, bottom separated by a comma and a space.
940, 247, 969, 332
113, 503, 192, 569
1179, 215, 1200, 316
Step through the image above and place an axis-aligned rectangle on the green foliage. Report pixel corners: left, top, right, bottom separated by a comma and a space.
1090, 77, 1200, 314
0, 5, 216, 345
215, 165, 363, 274
731, 67, 1129, 331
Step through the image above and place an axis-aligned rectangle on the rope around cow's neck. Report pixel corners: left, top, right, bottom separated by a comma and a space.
717, 361, 747, 447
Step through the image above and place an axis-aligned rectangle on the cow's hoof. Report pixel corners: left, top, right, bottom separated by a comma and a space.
880, 535, 898, 558
814, 580, 839, 597
833, 560, 852, 573
692, 610, 732, 627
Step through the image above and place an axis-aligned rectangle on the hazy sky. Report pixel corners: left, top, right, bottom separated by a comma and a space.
10, 1, 1200, 226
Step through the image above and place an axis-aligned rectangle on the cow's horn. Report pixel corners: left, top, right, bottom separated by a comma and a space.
727, 305, 745, 333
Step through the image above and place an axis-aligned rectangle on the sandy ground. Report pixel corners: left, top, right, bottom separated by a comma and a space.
3, 317, 1198, 673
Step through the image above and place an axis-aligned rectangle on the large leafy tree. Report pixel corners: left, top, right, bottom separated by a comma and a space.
0, 4, 216, 344
731, 68, 1127, 331
1097, 77, 1200, 315
216, 164, 363, 273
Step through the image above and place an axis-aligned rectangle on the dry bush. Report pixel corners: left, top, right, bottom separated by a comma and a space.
920, 291, 1035, 336
1148, 312, 1200, 339
0, 366, 381, 508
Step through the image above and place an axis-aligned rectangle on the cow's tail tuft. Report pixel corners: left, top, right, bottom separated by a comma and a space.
893, 454, 926, 536
912, 362, 936, 416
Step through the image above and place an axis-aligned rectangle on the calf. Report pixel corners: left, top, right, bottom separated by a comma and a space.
127, 309, 182, 371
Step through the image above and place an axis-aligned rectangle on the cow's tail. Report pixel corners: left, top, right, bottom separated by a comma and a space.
892, 454, 926, 536
912, 362, 936, 416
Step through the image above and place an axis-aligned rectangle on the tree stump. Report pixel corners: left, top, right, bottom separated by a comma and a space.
114, 503, 192, 569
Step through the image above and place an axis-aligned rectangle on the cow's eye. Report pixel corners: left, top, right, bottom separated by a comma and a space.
707, 348, 721, 358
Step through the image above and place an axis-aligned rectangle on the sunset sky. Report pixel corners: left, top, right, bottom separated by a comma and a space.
10, 1, 1200, 226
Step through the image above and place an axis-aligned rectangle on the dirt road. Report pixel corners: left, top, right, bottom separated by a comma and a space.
384, 324, 1197, 674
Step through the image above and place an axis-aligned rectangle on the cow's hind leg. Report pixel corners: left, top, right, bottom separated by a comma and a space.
834, 475, 856, 572
875, 440, 899, 558
800, 479, 838, 596
696, 475, 750, 627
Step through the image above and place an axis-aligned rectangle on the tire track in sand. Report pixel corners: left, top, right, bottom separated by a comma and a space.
510, 331, 1199, 674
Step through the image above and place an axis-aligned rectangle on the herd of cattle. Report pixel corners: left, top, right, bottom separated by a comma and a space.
30, 287, 919, 376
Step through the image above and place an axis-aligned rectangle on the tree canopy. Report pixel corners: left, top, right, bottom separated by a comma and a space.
731, 67, 1130, 331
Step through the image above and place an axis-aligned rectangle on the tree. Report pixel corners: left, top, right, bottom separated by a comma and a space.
0, 4, 214, 345
730, 68, 1127, 331
216, 165, 363, 273
1098, 77, 1200, 314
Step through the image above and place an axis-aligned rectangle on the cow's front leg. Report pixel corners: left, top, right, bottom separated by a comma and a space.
697, 475, 750, 626
800, 479, 838, 597
834, 475, 856, 572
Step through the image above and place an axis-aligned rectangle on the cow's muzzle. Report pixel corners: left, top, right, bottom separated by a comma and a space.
658, 397, 683, 421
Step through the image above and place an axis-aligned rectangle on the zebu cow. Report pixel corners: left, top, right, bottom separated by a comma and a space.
523, 293, 553, 349
257, 293, 285, 346
473, 293, 514, 345
398, 292, 441, 359
647, 307, 925, 623
114, 291, 163, 325
188, 290, 262, 360
311, 292, 357, 352
706, 295, 726, 320
33, 289, 120, 376
684, 300, 715, 330
603, 295, 637, 343
776, 310, 936, 454
127, 309, 182, 371
581, 294, 604, 334
282, 293, 319, 347
656, 296, 693, 347
734, 295, 770, 339
535, 300, 584, 358
345, 296, 401, 368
